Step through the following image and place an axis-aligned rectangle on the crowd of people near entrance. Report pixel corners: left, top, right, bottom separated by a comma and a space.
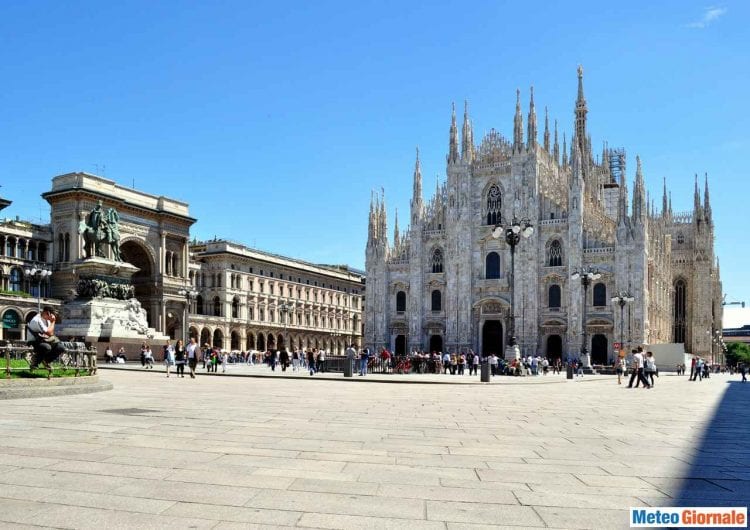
110, 339, 745, 384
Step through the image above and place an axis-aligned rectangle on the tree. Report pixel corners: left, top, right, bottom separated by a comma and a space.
725, 342, 750, 367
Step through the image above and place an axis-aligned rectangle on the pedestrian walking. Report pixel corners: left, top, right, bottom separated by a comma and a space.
163, 340, 175, 377
186, 337, 198, 379
627, 349, 651, 389
645, 351, 658, 386
174, 339, 186, 377
307, 349, 316, 376
615, 356, 626, 384
359, 347, 370, 376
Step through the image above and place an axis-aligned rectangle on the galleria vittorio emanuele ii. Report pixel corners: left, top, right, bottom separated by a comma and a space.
365, 67, 722, 364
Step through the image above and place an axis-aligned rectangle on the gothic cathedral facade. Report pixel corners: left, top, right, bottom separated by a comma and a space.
364, 67, 722, 363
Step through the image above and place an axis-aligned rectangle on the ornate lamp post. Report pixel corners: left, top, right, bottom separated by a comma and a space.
331, 331, 341, 355
492, 217, 534, 356
610, 291, 635, 359
178, 287, 199, 344
279, 302, 293, 352
24, 267, 52, 312
571, 266, 601, 368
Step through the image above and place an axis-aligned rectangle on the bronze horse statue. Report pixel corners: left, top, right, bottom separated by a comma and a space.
78, 206, 122, 261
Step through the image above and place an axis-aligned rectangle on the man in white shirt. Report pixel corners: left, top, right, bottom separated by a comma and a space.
627, 349, 651, 389
186, 337, 198, 379
27, 306, 65, 367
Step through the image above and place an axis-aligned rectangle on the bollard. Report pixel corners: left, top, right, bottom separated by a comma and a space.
566, 365, 573, 379
343, 358, 353, 377
480, 361, 491, 382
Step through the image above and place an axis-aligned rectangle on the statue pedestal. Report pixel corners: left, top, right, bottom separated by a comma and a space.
57, 258, 170, 356
504, 344, 521, 362
59, 297, 168, 344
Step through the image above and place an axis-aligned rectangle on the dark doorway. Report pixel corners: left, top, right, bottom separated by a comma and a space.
482, 320, 503, 357
428, 335, 443, 353
546, 334, 563, 361
591, 334, 608, 365
395, 335, 406, 356
119, 240, 154, 327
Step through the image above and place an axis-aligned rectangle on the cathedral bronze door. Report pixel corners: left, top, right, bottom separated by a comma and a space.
546, 335, 562, 361
428, 335, 443, 353
591, 334, 608, 365
482, 320, 503, 357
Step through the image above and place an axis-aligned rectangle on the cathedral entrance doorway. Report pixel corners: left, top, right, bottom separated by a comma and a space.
591, 334, 608, 365
428, 335, 443, 353
482, 320, 503, 357
395, 335, 406, 356
546, 335, 563, 362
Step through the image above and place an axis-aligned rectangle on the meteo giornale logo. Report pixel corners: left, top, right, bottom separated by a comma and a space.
630, 507, 747, 527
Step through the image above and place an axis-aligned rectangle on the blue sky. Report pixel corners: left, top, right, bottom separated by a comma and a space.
1, 1, 748, 309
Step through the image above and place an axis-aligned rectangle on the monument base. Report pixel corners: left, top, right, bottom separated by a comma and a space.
504, 344, 521, 362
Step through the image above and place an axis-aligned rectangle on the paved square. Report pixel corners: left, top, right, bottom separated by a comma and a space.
0, 369, 747, 529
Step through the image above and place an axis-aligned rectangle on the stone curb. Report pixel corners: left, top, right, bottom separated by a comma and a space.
0, 375, 113, 400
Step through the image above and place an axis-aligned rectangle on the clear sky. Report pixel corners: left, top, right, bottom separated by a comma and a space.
1, 1, 748, 307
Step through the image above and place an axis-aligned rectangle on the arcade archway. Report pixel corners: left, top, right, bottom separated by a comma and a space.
119, 240, 155, 327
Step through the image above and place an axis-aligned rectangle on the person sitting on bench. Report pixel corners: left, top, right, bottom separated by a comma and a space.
27, 306, 65, 369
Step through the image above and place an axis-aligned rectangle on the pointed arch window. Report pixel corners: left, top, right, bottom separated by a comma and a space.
548, 240, 563, 267
593, 283, 607, 307
548, 285, 561, 308
486, 185, 502, 225
674, 279, 687, 343
431, 290, 442, 312
485, 252, 500, 279
431, 248, 444, 273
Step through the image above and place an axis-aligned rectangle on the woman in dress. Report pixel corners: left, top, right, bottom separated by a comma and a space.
174, 339, 186, 378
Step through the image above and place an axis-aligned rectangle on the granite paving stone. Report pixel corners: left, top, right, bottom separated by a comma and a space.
0, 367, 745, 529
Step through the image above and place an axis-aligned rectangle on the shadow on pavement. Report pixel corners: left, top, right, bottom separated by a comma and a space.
673, 380, 750, 508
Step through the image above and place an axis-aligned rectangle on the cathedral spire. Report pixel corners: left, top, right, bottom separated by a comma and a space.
632, 155, 646, 223
574, 65, 588, 160
448, 103, 459, 164
513, 89, 524, 153
693, 174, 702, 217
561, 132, 568, 166
662, 177, 668, 218
461, 100, 474, 163
527, 86, 537, 150
393, 208, 400, 248
368, 190, 376, 244
704, 173, 712, 224
553, 119, 560, 163
413, 147, 422, 201
378, 188, 387, 242
543, 106, 550, 152
617, 170, 629, 225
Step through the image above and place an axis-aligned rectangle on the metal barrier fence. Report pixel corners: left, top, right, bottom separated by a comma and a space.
0, 340, 98, 379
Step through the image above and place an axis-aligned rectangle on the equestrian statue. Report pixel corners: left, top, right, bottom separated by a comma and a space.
78, 200, 122, 261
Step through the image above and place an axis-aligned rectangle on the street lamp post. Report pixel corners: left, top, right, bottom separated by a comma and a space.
24, 266, 52, 313
279, 302, 292, 353
331, 331, 341, 355
571, 267, 601, 368
178, 287, 199, 345
492, 217, 534, 359
611, 291, 635, 359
